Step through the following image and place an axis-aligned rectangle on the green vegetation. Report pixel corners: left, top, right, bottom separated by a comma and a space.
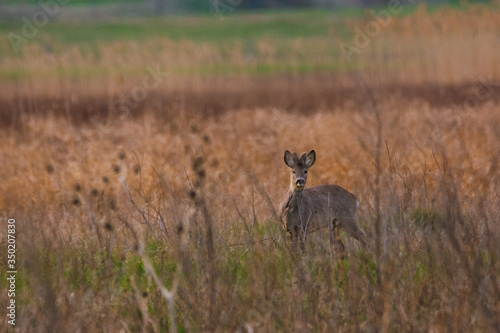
4, 4, 464, 48
2, 5, 495, 80
2, 0, 142, 5
0, 11, 343, 45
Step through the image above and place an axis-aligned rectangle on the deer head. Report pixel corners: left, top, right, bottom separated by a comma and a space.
284, 150, 316, 192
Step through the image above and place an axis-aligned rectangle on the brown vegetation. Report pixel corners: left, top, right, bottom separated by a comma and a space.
1, 5, 500, 332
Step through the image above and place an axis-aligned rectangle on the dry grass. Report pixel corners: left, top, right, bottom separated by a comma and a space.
1, 5, 500, 333
1, 97, 499, 332
2, 5, 500, 128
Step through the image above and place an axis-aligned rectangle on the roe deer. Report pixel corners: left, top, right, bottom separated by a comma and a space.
279, 150, 365, 256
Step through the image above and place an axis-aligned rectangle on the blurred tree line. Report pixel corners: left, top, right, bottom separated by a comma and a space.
0, 0, 493, 15
149, 0, 493, 14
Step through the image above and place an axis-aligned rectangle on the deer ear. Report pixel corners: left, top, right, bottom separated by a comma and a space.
284, 150, 297, 168
305, 150, 316, 168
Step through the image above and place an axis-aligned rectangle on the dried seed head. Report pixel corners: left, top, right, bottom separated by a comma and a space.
193, 156, 204, 171
104, 222, 113, 231
202, 134, 211, 144
190, 124, 198, 133
113, 165, 121, 174
134, 165, 141, 174
142, 291, 148, 298
72, 197, 81, 206
74, 183, 82, 192
118, 151, 126, 160
91, 189, 99, 197
197, 169, 205, 179
102, 176, 110, 184
188, 190, 196, 199
177, 223, 184, 234
109, 199, 117, 211
45, 164, 54, 174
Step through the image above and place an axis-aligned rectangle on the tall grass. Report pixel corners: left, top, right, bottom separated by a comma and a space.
1, 98, 499, 331
1, 5, 500, 332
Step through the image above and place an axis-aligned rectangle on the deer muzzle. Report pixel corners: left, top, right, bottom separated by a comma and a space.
296, 178, 305, 188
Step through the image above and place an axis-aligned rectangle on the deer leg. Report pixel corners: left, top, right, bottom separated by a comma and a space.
288, 226, 302, 255
299, 230, 306, 254
343, 218, 367, 247
288, 230, 297, 248
332, 219, 345, 258
292, 226, 306, 254
328, 218, 335, 245
352, 227, 367, 247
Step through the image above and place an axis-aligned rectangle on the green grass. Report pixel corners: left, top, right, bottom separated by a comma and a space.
0, 4, 447, 47
0, 8, 405, 80
1, 5, 492, 80
2, 0, 141, 5
0, 11, 340, 45
19, 227, 374, 328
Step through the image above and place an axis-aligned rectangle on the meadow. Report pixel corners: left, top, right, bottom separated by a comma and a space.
1, 4, 500, 332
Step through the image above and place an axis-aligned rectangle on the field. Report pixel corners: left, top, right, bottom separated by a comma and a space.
1, 4, 500, 332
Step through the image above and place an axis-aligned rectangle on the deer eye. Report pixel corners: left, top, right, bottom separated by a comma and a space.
292, 171, 296, 174
304, 170, 308, 174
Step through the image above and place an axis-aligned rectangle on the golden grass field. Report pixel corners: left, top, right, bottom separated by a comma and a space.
1, 4, 500, 332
